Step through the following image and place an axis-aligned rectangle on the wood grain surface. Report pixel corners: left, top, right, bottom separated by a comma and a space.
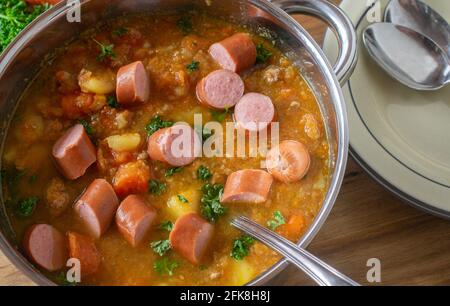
2, 1, 450, 286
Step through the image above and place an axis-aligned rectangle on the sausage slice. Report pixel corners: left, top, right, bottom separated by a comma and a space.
196, 69, 244, 110
116, 195, 157, 247
52, 124, 97, 180
209, 33, 257, 72
169, 213, 214, 265
74, 179, 119, 238
116, 61, 150, 105
23, 224, 67, 272
266, 140, 311, 183
221, 169, 273, 203
67, 232, 101, 277
234, 93, 275, 133
147, 125, 201, 167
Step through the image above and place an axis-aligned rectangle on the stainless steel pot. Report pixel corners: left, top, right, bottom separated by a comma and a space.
0, 0, 357, 286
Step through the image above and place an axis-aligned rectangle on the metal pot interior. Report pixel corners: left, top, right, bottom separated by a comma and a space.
0, 0, 347, 285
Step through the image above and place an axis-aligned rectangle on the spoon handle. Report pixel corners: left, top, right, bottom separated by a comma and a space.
231, 216, 359, 286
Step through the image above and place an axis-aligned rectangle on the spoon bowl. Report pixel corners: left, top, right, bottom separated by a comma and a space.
363, 23, 450, 90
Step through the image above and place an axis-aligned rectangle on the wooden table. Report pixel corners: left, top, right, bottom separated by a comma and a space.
2, 2, 450, 286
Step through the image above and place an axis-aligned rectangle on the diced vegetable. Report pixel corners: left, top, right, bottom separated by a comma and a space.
78, 69, 116, 95
166, 188, 200, 218
113, 160, 151, 198
228, 259, 256, 286
230, 235, 254, 260
277, 214, 305, 240
106, 133, 141, 152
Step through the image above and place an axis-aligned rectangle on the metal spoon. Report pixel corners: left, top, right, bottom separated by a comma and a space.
385, 0, 450, 59
363, 23, 450, 90
231, 216, 359, 286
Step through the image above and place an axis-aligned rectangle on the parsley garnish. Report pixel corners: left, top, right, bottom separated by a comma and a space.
177, 194, 189, 204
197, 166, 212, 181
186, 61, 200, 73
107, 96, 119, 108
154, 257, 179, 276
267, 210, 286, 230
148, 180, 167, 196
211, 108, 230, 123
93, 38, 116, 62
112, 27, 128, 37
176, 16, 193, 35
78, 119, 93, 135
159, 221, 174, 232
165, 167, 183, 178
231, 235, 255, 260
200, 184, 226, 222
145, 115, 174, 136
15, 196, 39, 218
256, 43, 272, 63
150, 239, 172, 257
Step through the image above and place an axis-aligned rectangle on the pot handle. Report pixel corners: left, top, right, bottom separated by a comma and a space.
271, 0, 358, 85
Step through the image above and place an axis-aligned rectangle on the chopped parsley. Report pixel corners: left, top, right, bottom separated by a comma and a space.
148, 180, 167, 196
107, 96, 119, 108
200, 184, 226, 222
112, 27, 128, 37
93, 38, 116, 62
15, 196, 39, 218
177, 194, 189, 204
150, 239, 172, 257
256, 43, 273, 64
186, 61, 200, 73
267, 210, 286, 230
176, 16, 193, 35
211, 108, 230, 123
78, 119, 93, 135
159, 221, 174, 232
145, 115, 174, 136
197, 166, 212, 181
231, 235, 255, 260
154, 257, 179, 276
201, 128, 213, 142
165, 167, 183, 178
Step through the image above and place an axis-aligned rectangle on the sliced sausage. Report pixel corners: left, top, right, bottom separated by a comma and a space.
233, 93, 275, 133
23, 224, 67, 272
266, 140, 311, 183
196, 69, 244, 110
67, 232, 101, 277
116, 61, 150, 105
116, 195, 157, 247
147, 125, 201, 167
74, 179, 119, 238
221, 169, 273, 203
169, 213, 214, 265
52, 124, 97, 180
209, 33, 257, 72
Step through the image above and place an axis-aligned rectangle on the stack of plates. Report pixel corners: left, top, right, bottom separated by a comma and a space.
324, 0, 450, 218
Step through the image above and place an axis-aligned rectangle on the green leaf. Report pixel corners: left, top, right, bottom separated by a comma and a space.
267, 210, 286, 230
176, 16, 193, 35
159, 221, 174, 232
148, 180, 167, 196
186, 61, 200, 73
197, 166, 212, 181
112, 27, 128, 37
211, 108, 230, 123
150, 239, 172, 257
78, 119, 94, 135
154, 257, 179, 276
93, 38, 116, 62
15, 196, 39, 218
200, 183, 226, 222
231, 235, 255, 260
165, 167, 183, 178
256, 43, 273, 64
177, 194, 189, 204
145, 115, 174, 136
107, 96, 119, 108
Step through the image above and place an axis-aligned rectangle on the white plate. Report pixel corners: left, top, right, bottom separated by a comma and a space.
324, 0, 450, 217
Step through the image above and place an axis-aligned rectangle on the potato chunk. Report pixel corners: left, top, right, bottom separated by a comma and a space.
166, 188, 200, 219
106, 133, 141, 152
228, 259, 256, 286
78, 69, 116, 95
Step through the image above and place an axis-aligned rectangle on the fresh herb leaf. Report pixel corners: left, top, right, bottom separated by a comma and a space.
231, 235, 255, 260
93, 38, 116, 62
186, 61, 200, 73
107, 96, 119, 108
78, 119, 93, 135
15, 196, 39, 218
211, 108, 230, 123
176, 16, 193, 35
256, 43, 272, 64
267, 210, 286, 230
112, 27, 128, 37
159, 221, 174, 232
150, 239, 172, 257
154, 257, 179, 276
148, 179, 167, 196
145, 115, 174, 136
197, 166, 212, 181
0, 1, 50, 53
200, 183, 226, 222
201, 128, 213, 142
165, 167, 183, 178
177, 194, 189, 204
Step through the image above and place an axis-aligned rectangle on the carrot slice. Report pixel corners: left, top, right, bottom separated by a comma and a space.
112, 160, 151, 198
277, 214, 306, 240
